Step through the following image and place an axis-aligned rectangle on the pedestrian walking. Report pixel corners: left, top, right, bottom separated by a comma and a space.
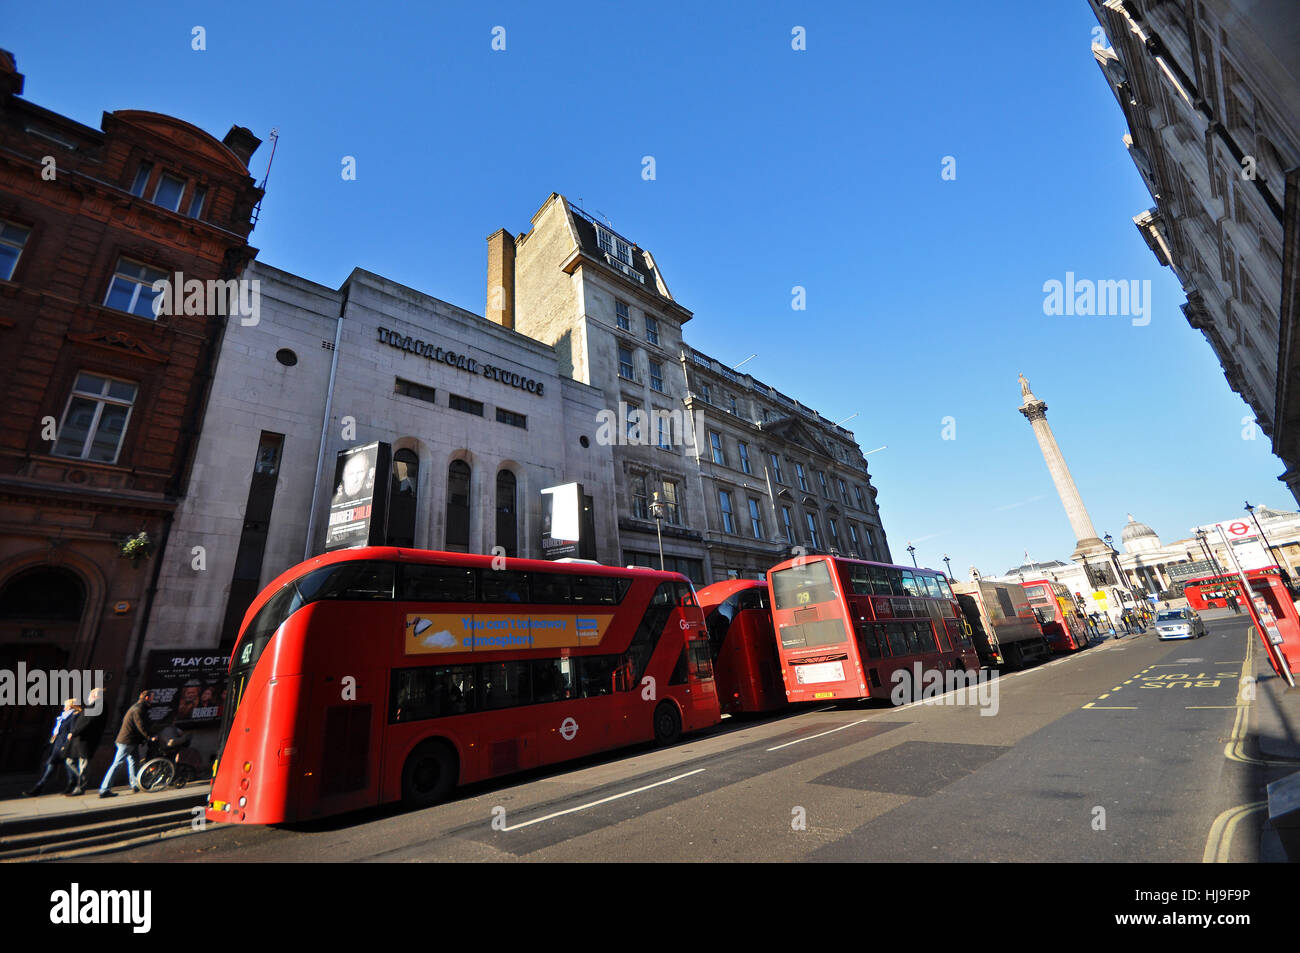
64, 686, 106, 796
22, 699, 79, 796
97, 690, 155, 798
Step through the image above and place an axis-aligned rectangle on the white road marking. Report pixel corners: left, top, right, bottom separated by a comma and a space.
766, 717, 874, 751
498, 769, 706, 831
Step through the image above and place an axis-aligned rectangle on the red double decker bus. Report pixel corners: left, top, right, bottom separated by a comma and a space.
767, 556, 978, 703
207, 548, 720, 824
697, 579, 787, 714
1021, 578, 1091, 652
1180, 571, 1280, 611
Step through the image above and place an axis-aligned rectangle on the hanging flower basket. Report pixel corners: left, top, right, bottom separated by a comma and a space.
119, 531, 155, 567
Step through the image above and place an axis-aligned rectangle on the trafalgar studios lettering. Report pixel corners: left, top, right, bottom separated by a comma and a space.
376, 327, 546, 395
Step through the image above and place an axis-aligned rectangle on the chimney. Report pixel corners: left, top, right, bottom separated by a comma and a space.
486, 228, 516, 329
222, 125, 262, 169
0, 49, 24, 98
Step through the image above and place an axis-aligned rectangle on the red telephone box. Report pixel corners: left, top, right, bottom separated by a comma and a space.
1245, 570, 1299, 683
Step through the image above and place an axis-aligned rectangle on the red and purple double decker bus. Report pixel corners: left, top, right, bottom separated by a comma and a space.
207, 548, 720, 825
766, 556, 978, 703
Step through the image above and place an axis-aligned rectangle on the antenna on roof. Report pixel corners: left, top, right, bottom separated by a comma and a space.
835, 412, 858, 427
595, 209, 611, 227
250, 127, 279, 229
732, 353, 757, 371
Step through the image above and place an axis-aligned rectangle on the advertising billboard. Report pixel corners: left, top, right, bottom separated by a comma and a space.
325, 441, 392, 551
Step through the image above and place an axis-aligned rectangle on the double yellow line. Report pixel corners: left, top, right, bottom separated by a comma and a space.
1204, 624, 1300, 862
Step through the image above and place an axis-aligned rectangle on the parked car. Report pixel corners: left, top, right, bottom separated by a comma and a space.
1154, 608, 1206, 640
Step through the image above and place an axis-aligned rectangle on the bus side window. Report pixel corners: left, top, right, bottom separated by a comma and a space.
669, 648, 689, 685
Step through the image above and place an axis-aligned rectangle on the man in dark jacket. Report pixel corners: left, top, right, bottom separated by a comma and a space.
97, 690, 154, 798
64, 686, 107, 796
21, 698, 78, 796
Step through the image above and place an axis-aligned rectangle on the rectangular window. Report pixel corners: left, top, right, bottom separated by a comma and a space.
855, 485, 867, 510
615, 299, 630, 331
596, 225, 632, 266
660, 480, 681, 525
698, 382, 712, 404
448, 394, 484, 416
104, 258, 168, 319
781, 506, 795, 543
187, 185, 207, 219
848, 522, 862, 556
828, 518, 840, 552
394, 378, 436, 404
618, 345, 635, 380
838, 478, 849, 502
657, 413, 672, 450
770, 453, 784, 484
729, 394, 738, 415
645, 316, 659, 345
738, 442, 751, 474
719, 491, 736, 534
625, 402, 641, 443
805, 512, 822, 549
649, 361, 664, 392
817, 470, 828, 496
153, 173, 186, 212
51, 372, 137, 464
709, 431, 726, 466
129, 162, 153, 197
632, 474, 649, 519
864, 526, 877, 557
796, 463, 809, 491
748, 498, 763, 539
496, 408, 527, 429
0, 221, 31, 281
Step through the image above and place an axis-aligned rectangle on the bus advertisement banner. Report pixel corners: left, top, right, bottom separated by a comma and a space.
404, 612, 614, 653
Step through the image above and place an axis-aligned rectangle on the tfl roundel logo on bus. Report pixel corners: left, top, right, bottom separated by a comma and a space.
559, 717, 579, 741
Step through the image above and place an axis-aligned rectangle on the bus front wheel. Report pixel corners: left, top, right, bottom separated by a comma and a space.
402, 739, 458, 808
653, 702, 682, 746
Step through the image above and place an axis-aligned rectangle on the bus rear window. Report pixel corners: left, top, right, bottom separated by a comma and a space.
772, 561, 836, 609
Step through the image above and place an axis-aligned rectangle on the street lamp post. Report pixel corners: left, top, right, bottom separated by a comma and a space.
650, 491, 666, 571
1245, 501, 1293, 590
906, 544, 917, 568
1195, 528, 1221, 575
942, 554, 953, 581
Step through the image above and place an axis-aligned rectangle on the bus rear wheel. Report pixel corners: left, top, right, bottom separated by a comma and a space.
401, 739, 457, 808
653, 702, 682, 746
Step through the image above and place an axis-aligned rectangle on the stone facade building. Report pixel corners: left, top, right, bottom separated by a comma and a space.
143, 261, 619, 662
491, 193, 892, 582
1087, 0, 1300, 499
0, 50, 261, 770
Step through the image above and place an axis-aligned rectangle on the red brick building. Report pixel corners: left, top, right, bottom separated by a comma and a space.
0, 51, 262, 771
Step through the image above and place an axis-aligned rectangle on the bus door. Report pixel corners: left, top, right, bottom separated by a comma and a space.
301, 662, 388, 820
537, 654, 622, 764
474, 660, 540, 778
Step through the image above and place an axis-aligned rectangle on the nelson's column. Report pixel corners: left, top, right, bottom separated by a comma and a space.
1017, 374, 1112, 565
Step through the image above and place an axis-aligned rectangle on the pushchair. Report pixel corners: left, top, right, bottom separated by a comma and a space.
137, 727, 205, 791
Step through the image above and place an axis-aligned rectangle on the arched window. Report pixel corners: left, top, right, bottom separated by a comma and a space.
445, 460, 471, 552
0, 567, 85, 621
387, 449, 420, 548
496, 469, 518, 557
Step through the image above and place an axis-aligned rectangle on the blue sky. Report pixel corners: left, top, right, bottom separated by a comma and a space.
9, 0, 1289, 575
